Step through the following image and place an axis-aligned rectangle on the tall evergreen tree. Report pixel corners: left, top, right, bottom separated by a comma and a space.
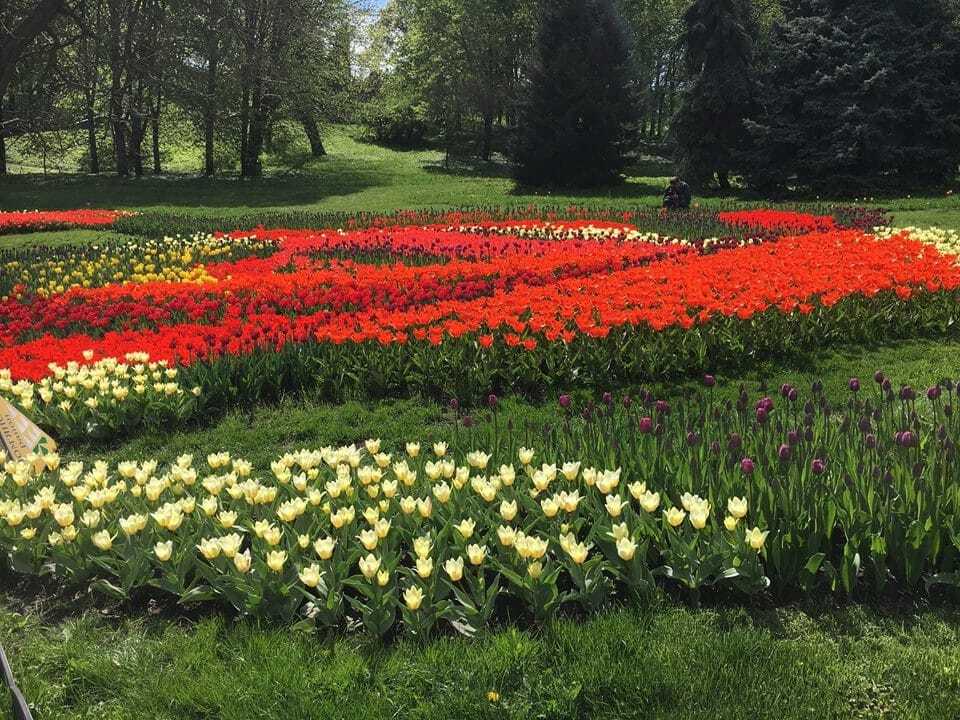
745, 0, 960, 193
511, 0, 639, 187
671, 0, 758, 189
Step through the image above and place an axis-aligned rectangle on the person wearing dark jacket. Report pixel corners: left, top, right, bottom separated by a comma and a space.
662, 177, 692, 209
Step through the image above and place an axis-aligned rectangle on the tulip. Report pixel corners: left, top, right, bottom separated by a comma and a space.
444, 556, 464, 582
690, 507, 709, 530
299, 563, 322, 588
314, 536, 336, 560
198, 537, 221, 560
639, 491, 660, 513
91, 530, 114, 551
467, 544, 486, 565
404, 585, 425, 611
605, 494, 626, 518
527, 561, 543, 579
727, 496, 748, 519
745, 527, 770, 551
616, 537, 637, 561
358, 553, 381, 579
664, 507, 686, 527
154, 540, 174, 562
416, 556, 433, 579
377, 570, 390, 587
723, 515, 738, 531
234, 549, 252, 574
455, 518, 476, 539
266, 550, 288, 573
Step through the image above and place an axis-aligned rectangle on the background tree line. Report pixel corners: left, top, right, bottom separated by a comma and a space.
2, 0, 959, 192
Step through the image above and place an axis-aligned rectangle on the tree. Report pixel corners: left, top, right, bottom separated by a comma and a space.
671, 0, 758, 189
744, 0, 960, 193
0, 0, 69, 174
511, 0, 639, 187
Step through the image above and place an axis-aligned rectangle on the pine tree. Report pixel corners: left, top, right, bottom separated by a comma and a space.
671, 0, 758, 189
744, 0, 960, 193
511, 0, 639, 187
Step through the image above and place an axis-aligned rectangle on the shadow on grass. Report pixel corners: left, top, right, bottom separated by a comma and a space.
0, 162, 388, 211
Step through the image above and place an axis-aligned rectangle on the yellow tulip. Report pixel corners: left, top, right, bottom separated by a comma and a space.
154, 540, 173, 562
664, 507, 686, 527
299, 563, 323, 588
728, 497, 748, 519
358, 553, 381, 579
745, 527, 770, 551
403, 585, 424, 610
314, 536, 336, 560
444, 556, 464, 582
266, 550, 288, 573
616, 537, 638, 561
91, 530, 114, 551
234, 549, 252, 574
467, 544, 487, 566
724, 515, 739, 531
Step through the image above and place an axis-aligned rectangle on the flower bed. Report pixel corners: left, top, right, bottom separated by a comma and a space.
0, 209, 128, 235
2, 212, 960, 439
1, 376, 957, 632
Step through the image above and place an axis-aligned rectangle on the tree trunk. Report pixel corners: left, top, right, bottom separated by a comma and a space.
203, 32, 219, 176
151, 91, 161, 174
716, 170, 731, 190
480, 110, 493, 161
0, 96, 6, 175
86, 94, 99, 173
299, 112, 326, 157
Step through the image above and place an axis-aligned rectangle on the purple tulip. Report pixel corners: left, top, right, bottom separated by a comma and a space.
740, 457, 755, 475
622, 395, 632, 408
639, 417, 653, 434
728, 432, 743, 450
558, 394, 571, 408
874, 370, 885, 384
778, 443, 791, 461
686, 431, 701, 447
865, 433, 877, 449
848, 377, 860, 392
788, 388, 798, 402
756, 407, 768, 424
449, 398, 460, 411
928, 386, 942, 401
811, 458, 826, 475
704, 374, 716, 387
462, 415, 473, 428
787, 429, 800, 446
655, 400, 670, 415
602, 392, 613, 406
487, 393, 498, 408
900, 386, 916, 401
780, 383, 792, 398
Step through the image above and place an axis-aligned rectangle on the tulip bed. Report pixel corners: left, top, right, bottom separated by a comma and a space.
2, 209, 960, 445
0, 209, 128, 235
2, 374, 958, 636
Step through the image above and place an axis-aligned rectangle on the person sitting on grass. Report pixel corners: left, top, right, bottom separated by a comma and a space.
662, 176, 692, 210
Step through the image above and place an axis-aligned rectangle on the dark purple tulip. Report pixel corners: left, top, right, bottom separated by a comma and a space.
728, 432, 743, 450
858, 416, 872, 433
703, 374, 716, 387
803, 401, 815, 415
848, 377, 860, 392
874, 370, 885, 384
654, 422, 665, 436
462, 415, 473, 428
788, 388, 798, 402
487, 393, 498, 408
778, 444, 791, 461
812, 380, 823, 394
882, 378, 892, 392
655, 400, 670, 415
622, 395, 632, 409
928, 386, 942, 401
787, 429, 800, 446
740, 457, 755, 475
936, 424, 947, 441
558, 394, 571, 408
758, 397, 774, 412
686, 431, 701, 447
756, 407, 768, 424
900, 386, 916, 401
804, 427, 814, 442
639, 417, 653, 434
780, 383, 792, 398
945, 379, 955, 392
602, 392, 613, 406
449, 398, 460, 411
710, 440, 721, 455
946, 404, 954, 418
811, 458, 826, 475
865, 433, 877, 449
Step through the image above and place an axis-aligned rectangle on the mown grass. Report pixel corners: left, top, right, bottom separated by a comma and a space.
2, 592, 959, 720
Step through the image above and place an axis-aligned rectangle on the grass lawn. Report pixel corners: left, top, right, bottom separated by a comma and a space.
2, 131, 960, 719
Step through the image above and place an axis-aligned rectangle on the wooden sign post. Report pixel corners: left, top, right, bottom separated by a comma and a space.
0, 398, 56, 462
